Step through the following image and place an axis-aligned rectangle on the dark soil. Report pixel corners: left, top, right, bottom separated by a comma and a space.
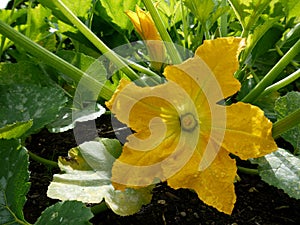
24, 115, 300, 225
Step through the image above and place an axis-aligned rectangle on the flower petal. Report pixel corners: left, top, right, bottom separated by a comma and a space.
126, 6, 161, 41
106, 79, 185, 132
195, 37, 245, 98
107, 79, 201, 188
168, 145, 237, 215
217, 102, 277, 159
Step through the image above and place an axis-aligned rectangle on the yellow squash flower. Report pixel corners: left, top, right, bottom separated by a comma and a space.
106, 37, 277, 214
126, 6, 165, 71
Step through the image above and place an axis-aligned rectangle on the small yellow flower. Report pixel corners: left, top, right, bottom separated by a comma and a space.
126, 6, 166, 71
106, 37, 277, 214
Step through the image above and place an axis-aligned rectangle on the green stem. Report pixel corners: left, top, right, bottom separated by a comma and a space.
124, 58, 162, 84
142, 0, 182, 64
220, 0, 228, 37
25, 0, 33, 37
242, 39, 300, 103
28, 150, 58, 167
51, 0, 141, 82
276, 45, 299, 67
196, 23, 204, 48
180, 0, 189, 49
272, 107, 300, 139
237, 166, 259, 175
0, 20, 114, 100
91, 202, 108, 214
260, 69, 300, 97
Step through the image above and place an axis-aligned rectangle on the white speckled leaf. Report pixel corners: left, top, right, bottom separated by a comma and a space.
0, 61, 52, 85
0, 84, 67, 137
47, 139, 153, 216
35, 201, 93, 225
252, 148, 300, 199
0, 139, 30, 224
275, 91, 300, 153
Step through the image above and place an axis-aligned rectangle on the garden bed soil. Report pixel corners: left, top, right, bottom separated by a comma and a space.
24, 116, 300, 225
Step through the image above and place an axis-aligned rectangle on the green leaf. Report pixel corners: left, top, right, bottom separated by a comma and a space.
280, 23, 300, 52
283, 0, 300, 20
47, 139, 153, 216
255, 92, 280, 121
0, 8, 27, 52
0, 121, 33, 139
0, 139, 30, 225
95, 0, 138, 33
184, 0, 215, 25
39, 0, 93, 34
0, 61, 53, 85
35, 201, 93, 225
252, 148, 300, 199
0, 84, 67, 137
228, 0, 273, 35
26, 5, 53, 42
242, 19, 282, 64
274, 91, 300, 152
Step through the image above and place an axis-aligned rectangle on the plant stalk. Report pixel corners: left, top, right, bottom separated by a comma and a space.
124, 58, 162, 84
0, 20, 114, 100
142, 0, 182, 64
91, 202, 108, 214
260, 69, 300, 97
220, 0, 228, 37
272, 107, 300, 139
237, 166, 259, 175
51, 0, 141, 82
28, 150, 58, 168
242, 39, 300, 103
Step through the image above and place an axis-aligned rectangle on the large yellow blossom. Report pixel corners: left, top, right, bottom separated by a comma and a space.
126, 6, 165, 71
106, 37, 277, 214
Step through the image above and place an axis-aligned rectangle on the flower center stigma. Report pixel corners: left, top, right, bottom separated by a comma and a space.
180, 112, 198, 132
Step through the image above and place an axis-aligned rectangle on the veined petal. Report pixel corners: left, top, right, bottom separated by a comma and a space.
195, 37, 245, 98
126, 6, 165, 71
168, 146, 237, 215
126, 6, 161, 41
126, 10, 143, 36
112, 117, 200, 189
111, 130, 180, 189
164, 56, 228, 105
106, 79, 199, 133
216, 102, 277, 159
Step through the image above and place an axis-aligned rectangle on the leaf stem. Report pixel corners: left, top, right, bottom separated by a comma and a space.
180, 0, 189, 49
272, 107, 300, 139
124, 58, 162, 84
25, 0, 33, 38
51, 0, 141, 82
27, 150, 58, 168
91, 202, 108, 214
237, 166, 259, 175
142, 0, 182, 64
220, 0, 228, 37
242, 39, 300, 103
0, 20, 114, 100
260, 69, 300, 97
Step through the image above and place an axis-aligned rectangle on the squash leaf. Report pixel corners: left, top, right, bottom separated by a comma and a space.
0, 84, 67, 137
252, 148, 300, 199
35, 201, 93, 225
274, 91, 300, 154
47, 138, 153, 216
0, 139, 30, 224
